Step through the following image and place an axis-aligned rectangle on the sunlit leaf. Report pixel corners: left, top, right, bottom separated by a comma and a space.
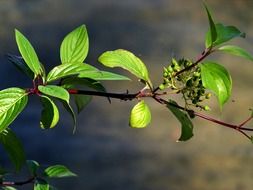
2, 186, 18, 190
0, 128, 25, 171
60, 25, 89, 64
0, 88, 28, 132
129, 100, 151, 128
38, 85, 70, 103
44, 165, 77, 178
167, 100, 194, 141
98, 49, 151, 86
201, 62, 232, 108
204, 3, 217, 47
40, 95, 59, 129
46, 62, 98, 82
15, 29, 44, 78
34, 179, 49, 190
206, 23, 245, 48
218, 45, 253, 61
78, 70, 130, 80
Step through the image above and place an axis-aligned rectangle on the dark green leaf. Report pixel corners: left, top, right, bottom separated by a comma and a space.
34, 179, 49, 190
201, 62, 232, 108
46, 62, 98, 83
218, 45, 253, 61
44, 165, 77, 178
60, 25, 89, 64
6, 54, 34, 79
0, 128, 25, 171
40, 95, 59, 129
129, 100, 151, 128
0, 88, 28, 132
74, 95, 92, 114
38, 85, 70, 103
204, 4, 217, 47
61, 78, 106, 92
15, 29, 44, 79
206, 23, 245, 48
26, 160, 40, 176
98, 49, 151, 86
167, 100, 194, 141
60, 100, 77, 133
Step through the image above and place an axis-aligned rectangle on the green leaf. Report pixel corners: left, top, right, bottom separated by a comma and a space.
167, 100, 194, 141
78, 70, 130, 81
26, 160, 40, 176
204, 4, 217, 47
0, 88, 28, 132
46, 62, 98, 83
129, 100, 151, 128
40, 95, 59, 129
98, 49, 151, 86
2, 186, 17, 190
206, 23, 245, 48
44, 165, 77, 178
38, 85, 70, 103
218, 45, 253, 61
74, 95, 92, 114
7, 54, 34, 79
201, 62, 232, 108
15, 29, 44, 78
0, 128, 26, 171
60, 25, 89, 64
34, 179, 49, 190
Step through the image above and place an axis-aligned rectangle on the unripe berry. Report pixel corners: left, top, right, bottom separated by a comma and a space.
167, 66, 173, 73
204, 105, 210, 111
159, 84, 165, 90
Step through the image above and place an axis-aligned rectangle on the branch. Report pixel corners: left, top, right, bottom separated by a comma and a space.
67, 89, 152, 101
174, 47, 212, 77
1, 177, 35, 186
153, 96, 253, 140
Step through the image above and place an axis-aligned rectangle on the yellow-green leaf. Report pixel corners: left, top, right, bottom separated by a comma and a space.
129, 100, 151, 128
60, 25, 89, 64
98, 49, 151, 86
15, 29, 44, 78
40, 95, 59, 129
0, 88, 28, 132
38, 85, 70, 103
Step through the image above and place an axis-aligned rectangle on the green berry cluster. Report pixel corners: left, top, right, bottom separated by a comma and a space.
159, 58, 211, 110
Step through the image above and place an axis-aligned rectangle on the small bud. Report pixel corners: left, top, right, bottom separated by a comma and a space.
167, 66, 173, 73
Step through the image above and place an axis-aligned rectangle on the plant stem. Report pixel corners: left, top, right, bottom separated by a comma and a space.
68, 89, 140, 101
1, 177, 35, 186
174, 47, 212, 77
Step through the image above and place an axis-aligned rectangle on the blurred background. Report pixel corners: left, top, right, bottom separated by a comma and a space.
1, 0, 253, 189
